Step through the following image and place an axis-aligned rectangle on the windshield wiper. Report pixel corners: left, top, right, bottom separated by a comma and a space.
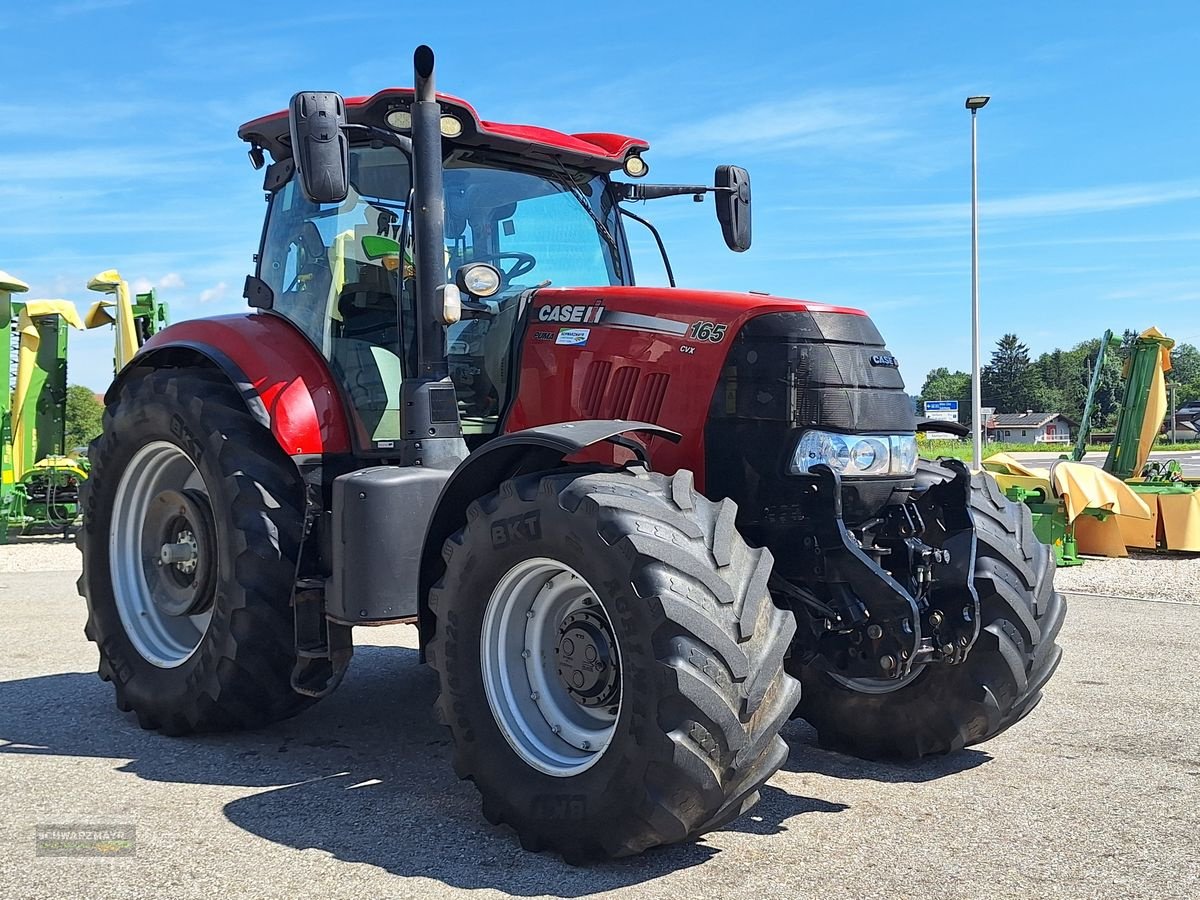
552, 159, 623, 281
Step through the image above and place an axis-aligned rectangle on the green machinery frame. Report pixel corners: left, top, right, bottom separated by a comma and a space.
2, 278, 86, 542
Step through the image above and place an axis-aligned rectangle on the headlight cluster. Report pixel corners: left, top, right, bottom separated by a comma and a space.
789, 430, 918, 477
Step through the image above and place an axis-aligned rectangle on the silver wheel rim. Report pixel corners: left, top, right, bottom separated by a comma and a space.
480, 558, 622, 777
110, 441, 215, 668
829, 665, 925, 694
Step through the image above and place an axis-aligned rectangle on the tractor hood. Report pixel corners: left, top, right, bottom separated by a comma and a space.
524, 286, 865, 335
505, 285, 911, 516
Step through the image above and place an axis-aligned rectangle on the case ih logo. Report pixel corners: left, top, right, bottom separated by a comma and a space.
870, 354, 899, 368
538, 303, 605, 324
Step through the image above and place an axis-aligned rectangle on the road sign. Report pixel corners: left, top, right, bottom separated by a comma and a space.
923, 400, 960, 440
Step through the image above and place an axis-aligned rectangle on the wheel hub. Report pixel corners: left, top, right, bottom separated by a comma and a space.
142, 488, 216, 618
556, 609, 619, 708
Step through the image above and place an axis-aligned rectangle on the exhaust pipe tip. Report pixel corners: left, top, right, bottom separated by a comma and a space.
414, 45, 435, 101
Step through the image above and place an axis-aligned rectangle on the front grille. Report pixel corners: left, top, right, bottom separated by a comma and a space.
705, 309, 915, 533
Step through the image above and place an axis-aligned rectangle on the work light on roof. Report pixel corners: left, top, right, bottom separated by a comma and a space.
623, 153, 648, 178
385, 109, 412, 131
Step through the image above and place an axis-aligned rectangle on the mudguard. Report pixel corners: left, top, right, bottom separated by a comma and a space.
110, 313, 352, 457
417, 420, 681, 643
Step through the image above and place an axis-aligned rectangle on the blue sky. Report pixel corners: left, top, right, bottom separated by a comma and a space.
3, 1, 1197, 391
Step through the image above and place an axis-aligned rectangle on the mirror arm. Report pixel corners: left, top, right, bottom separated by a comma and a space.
614, 182, 732, 201
618, 207, 676, 288
342, 123, 414, 157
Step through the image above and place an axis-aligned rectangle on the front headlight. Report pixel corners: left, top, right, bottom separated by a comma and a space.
789, 430, 918, 477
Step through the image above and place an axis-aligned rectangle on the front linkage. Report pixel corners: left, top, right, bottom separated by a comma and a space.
782, 459, 981, 681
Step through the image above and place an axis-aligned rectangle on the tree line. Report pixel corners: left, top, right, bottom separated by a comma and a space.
917, 332, 1200, 429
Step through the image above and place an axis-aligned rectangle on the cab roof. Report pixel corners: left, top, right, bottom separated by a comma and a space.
238, 88, 649, 173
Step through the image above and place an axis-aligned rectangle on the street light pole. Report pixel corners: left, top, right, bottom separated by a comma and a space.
966, 95, 990, 470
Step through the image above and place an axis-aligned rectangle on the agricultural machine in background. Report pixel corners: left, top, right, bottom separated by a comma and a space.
1, 268, 170, 542
1, 270, 86, 541
77, 46, 1065, 860
987, 326, 1200, 562
85, 269, 170, 370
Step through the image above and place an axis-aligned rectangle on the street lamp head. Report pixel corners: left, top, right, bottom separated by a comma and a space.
966, 95, 991, 111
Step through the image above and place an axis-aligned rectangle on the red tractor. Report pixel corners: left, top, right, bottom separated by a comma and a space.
78, 47, 1064, 860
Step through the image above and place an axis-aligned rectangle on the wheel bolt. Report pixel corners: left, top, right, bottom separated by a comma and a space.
530, 691, 539, 701
866, 624, 883, 639
929, 610, 944, 627
521, 649, 531, 659
550, 724, 561, 734
959, 634, 971, 647
581, 741, 591, 750
879, 655, 896, 671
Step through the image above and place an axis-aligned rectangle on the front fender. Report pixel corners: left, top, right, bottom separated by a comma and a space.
417, 420, 680, 645
110, 313, 352, 457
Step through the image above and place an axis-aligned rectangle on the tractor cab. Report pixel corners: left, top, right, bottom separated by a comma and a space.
253, 137, 628, 444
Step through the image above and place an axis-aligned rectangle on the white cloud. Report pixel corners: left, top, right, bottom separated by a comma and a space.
652, 88, 912, 157
843, 180, 1200, 224
198, 282, 228, 304
130, 273, 185, 293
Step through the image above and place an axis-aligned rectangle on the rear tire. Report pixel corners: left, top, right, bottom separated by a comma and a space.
791, 464, 1066, 759
426, 467, 800, 860
77, 368, 314, 734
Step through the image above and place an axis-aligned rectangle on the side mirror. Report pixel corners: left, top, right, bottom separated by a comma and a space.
288, 91, 350, 204
715, 165, 751, 252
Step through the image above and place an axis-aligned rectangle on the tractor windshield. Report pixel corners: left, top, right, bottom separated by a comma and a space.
258, 144, 628, 447
443, 153, 627, 293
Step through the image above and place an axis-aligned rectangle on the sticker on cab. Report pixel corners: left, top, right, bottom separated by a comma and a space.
555, 328, 590, 347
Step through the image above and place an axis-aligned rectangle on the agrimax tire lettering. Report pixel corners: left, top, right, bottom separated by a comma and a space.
531, 795, 587, 821
100, 636, 134, 685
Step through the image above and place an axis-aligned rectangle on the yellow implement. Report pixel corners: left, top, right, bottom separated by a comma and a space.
86, 269, 140, 370
984, 454, 1152, 563
11, 300, 84, 479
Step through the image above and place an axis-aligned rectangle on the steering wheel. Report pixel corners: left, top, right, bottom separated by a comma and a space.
477, 252, 537, 284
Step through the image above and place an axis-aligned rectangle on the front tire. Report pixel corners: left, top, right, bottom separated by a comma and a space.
77, 368, 314, 734
427, 468, 800, 861
791, 464, 1066, 759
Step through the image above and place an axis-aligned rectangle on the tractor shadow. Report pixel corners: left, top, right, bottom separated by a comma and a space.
779, 719, 992, 784
0, 644, 844, 895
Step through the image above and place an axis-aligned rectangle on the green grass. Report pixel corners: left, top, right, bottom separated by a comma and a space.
920, 439, 1200, 462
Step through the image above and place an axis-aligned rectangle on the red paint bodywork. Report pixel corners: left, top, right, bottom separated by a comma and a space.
238, 90, 648, 171
505, 287, 866, 490
134, 289, 864, 478
137, 313, 352, 455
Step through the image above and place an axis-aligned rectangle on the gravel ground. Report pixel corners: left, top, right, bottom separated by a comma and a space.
2, 545, 1199, 899
1053, 551, 1200, 603
0, 536, 80, 574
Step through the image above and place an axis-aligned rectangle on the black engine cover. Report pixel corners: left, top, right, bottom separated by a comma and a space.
705, 310, 916, 536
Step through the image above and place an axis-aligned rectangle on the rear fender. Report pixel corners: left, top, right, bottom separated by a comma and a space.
417, 420, 680, 646
108, 313, 352, 457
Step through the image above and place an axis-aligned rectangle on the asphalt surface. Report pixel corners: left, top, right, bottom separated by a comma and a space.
1011, 448, 1200, 477
2, 552, 1198, 899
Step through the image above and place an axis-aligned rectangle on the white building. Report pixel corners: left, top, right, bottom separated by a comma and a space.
987, 412, 1073, 444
